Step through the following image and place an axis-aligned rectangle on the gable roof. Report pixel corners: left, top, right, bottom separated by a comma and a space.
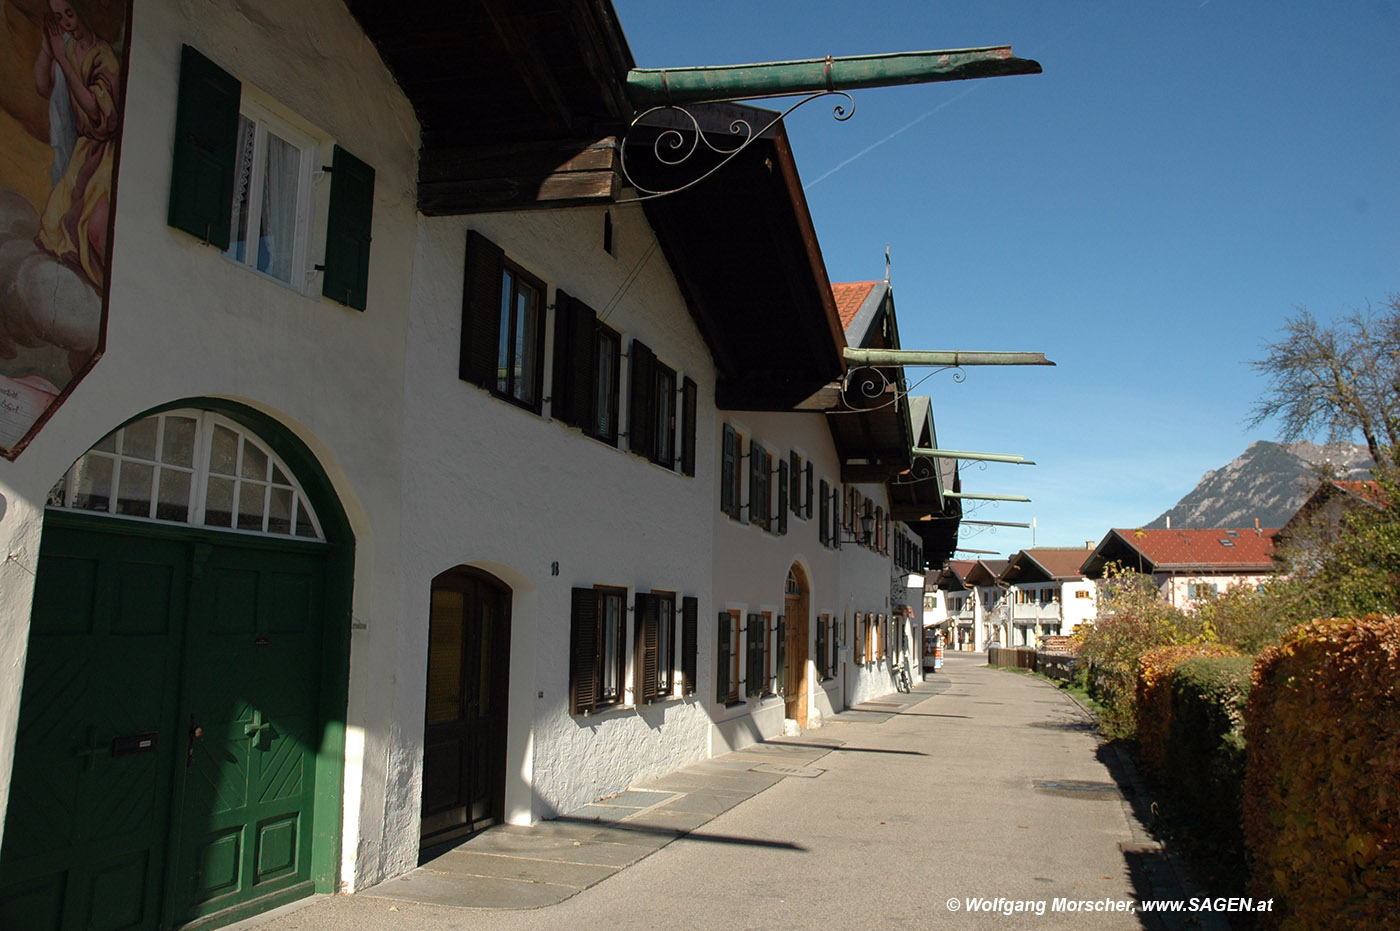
833, 281, 880, 330
1002, 547, 1093, 583
1081, 528, 1276, 578
963, 559, 1008, 586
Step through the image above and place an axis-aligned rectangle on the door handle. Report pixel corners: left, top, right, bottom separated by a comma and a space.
186, 715, 204, 768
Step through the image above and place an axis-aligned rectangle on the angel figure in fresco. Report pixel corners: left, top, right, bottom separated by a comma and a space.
31, 0, 121, 291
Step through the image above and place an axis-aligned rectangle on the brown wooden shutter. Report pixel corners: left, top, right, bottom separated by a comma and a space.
775, 614, 786, 695
721, 425, 737, 517
168, 45, 241, 248
635, 593, 660, 703
551, 292, 597, 428
716, 612, 732, 701
680, 377, 697, 476
681, 597, 698, 695
745, 614, 765, 697
777, 459, 789, 535
460, 230, 504, 388
819, 478, 830, 545
569, 587, 599, 714
628, 340, 656, 456
749, 443, 764, 527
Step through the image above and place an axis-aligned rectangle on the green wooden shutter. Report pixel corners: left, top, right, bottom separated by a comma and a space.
323, 145, 375, 310
635, 593, 659, 704
716, 613, 732, 702
805, 463, 814, 519
819, 478, 830, 546
680, 377, 697, 477
460, 230, 504, 388
749, 443, 764, 528
551, 292, 597, 429
832, 488, 842, 550
777, 459, 789, 535
628, 340, 655, 457
721, 425, 737, 516
569, 588, 598, 715
168, 45, 241, 248
681, 597, 698, 695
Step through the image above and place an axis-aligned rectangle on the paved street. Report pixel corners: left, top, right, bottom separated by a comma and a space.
234, 653, 1207, 931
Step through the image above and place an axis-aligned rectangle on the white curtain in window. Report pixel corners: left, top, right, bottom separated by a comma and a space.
259, 130, 300, 282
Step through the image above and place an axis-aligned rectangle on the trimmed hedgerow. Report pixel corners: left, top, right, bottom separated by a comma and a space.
1164, 656, 1253, 854
1135, 643, 1241, 775
1244, 614, 1400, 930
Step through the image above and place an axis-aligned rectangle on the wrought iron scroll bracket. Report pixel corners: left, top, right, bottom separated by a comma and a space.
831, 365, 963, 415
616, 91, 855, 204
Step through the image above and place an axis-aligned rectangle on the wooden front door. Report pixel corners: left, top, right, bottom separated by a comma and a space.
783, 569, 810, 727
420, 569, 512, 850
0, 519, 330, 930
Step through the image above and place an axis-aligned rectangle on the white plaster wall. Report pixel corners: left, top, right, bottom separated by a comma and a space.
1061, 580, 1097, 633
0, 0, 418, 870
709, 411, 843, 750
1162, 573, 1268, 611
385, 203, 718, 883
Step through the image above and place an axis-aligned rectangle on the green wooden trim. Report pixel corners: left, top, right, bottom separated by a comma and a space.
168, 46, 241, 248
323, 145, 375, 310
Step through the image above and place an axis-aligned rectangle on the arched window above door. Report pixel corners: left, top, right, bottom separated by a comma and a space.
47, 409, 324, 541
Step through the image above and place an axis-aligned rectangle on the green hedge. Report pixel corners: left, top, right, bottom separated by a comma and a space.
1163, 656, 1253, 853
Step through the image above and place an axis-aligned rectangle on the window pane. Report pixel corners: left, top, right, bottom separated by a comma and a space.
205, 476, 235, 527
237, 481, 267, 531
602, 593, 622, 702
226, 115, 256, 265
70, 453, 113, 511
257, 129, 300, 282
426, 590, 465, 724
595, 333, 616, 435
122, 417, 158, 461
156, 469, 192, 523
267, 486, 293, 535
655, 369, 674, 465
161, 416, 197, 468
294, 499, 319, 538
513, 283, 539, 404
116, 462, 154, 517
209, 425, 238, 476
241, 439, 269, 482
496, 270, 514, 394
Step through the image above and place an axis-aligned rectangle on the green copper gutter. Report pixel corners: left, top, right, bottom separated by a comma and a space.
844, 348, 1054, 367
914, 448, 1035, 465
626, 46, 1041, 109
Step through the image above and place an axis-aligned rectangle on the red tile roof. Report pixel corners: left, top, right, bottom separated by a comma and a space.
1106, 528, 1276, 571
832, 281, 879, 329
1332, 480, 1388, 506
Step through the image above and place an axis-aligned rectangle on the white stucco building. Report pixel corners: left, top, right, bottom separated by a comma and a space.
999, 546, 1097, 645
0, 2, 970, 927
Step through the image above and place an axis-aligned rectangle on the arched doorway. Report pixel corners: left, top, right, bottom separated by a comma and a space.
0, 404, 352, 930
420, 567, 512, 853
782, 565, 810, 727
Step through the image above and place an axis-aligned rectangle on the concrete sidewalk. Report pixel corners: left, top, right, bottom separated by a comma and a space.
232, 655, 1221, 930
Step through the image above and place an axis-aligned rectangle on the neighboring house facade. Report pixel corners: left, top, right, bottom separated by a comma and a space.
999, 546, 1097, 645
0, 2, 966, 927
1273, 479, 1386, 558
928, 558, 1006, 650
1080, 528, 1277, 610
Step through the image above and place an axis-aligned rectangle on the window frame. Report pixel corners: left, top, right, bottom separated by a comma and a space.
495, 259, 548, 412
717, 610, 741, 704
570, 585, 628, 715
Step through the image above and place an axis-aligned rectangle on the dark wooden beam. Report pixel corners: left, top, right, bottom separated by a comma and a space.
418, 138, 620, 214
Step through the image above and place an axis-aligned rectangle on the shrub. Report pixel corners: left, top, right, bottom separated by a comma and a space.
1165, 656, 1254, 865
1244, 614, 1400, 930
1078, 566, 1208, 739
1136, 644, 1242, 776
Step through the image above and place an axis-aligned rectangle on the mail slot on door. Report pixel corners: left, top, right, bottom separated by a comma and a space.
111, 732, 158, 756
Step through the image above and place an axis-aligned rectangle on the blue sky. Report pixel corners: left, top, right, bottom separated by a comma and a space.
613, 0, 1400, 557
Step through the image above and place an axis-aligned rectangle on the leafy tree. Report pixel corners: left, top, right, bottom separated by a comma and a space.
1248, 295, 1400, 470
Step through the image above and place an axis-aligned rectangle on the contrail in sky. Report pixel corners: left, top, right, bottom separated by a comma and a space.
803, 84, 981, 190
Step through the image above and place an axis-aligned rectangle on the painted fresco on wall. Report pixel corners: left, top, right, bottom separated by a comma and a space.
0, 0, 129, 459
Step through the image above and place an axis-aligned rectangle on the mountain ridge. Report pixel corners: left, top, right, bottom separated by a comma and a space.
1145, 440, 1373, 530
